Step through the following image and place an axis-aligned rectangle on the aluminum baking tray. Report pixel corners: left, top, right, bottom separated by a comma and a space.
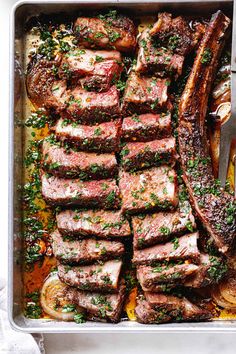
9, 0, 236, 333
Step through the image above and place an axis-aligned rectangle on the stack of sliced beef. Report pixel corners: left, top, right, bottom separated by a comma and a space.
27, 11, 230, 324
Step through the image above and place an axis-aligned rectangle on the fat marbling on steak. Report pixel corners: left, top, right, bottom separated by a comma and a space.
51, 229, 124, 264
54, 118, 121, 153
56, 209, 131, 239
178, 10, 236, 254
58, 260, 122, 292
42, 139, 117, 179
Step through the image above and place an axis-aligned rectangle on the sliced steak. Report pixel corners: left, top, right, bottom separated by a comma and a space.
145, 292, 211, 322
59, 49, 122, 92
121, 113, 171, 142
178, 11, 235, 254
122, 72, 169, 115
42, 139, 117, 179
67, 282, 126, 322
58, 260, 122, 292
51, 229, 124, 264
184, 253, 227, 288
137, 263, 198, 291
74, 14, 136, 52
133, 232, 200, 265
149, 13, 196, 56
119, 166, 178, 214
41, 173, 120, 209
26, 58, 68, 111
136, 28, 184, 77
54, 118, 121, 153
135, 297, 172, 324
64, 85, 120, 123
57, 209, 131, 239
120, 137, 176, 171
132, 201, 196, 249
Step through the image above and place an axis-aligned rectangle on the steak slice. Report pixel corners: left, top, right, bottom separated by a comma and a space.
26, 58, 68, 111
136, 28, 184, 77
178, 11, 235, 254
57, 209, 131, 239
119, 166, 178, 214
135, 297, 172, 324
67, 282, 126, 322
132, 201, 196, 249
59, 49, 122, 92
137, 263, 198, 291
145, 292, 211, 322
120, 137, 176, 171
42, 139, 117, 179
121, 113, 171, 142
58, 260, 122, 292
133, 232, 200, 265
74, 14, 137, 52
41, 173, 120, 209
51, 229, 124, 264
54, 118, 121, 153
122, 72, 169, 115
184, 253, 227, 288
64, 85, 120, 123
149, 13, 196, 56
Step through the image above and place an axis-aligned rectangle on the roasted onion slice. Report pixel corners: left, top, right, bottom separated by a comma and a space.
40, 273, 83, 321
212, 275, 236, 310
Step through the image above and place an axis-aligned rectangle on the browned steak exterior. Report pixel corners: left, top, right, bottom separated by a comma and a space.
74, 14, 137, 52
178, 11, 236, 254
63, 85, 120, 123
121, 113, 171, 142
59, 49, 122, 91
51, 229, 124, 264
133, 232, 200, 265
26, 58, 68, 110
67, 283, 126, 322
119, 166, 178, 214
41, 173, 120, 209
135, 297, 172, 324
122, 72, 169, 115
120, 137, 176, 171
57, 209, 131, 238
58, 260, 122, 292
136, 28, 184, 77
137, 263, 198, 291
132, 201, 196, 249
42, 139, 117, 179
54, 118, 121, 153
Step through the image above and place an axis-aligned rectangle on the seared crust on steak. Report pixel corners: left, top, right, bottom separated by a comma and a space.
120, 137, 176, 171
57, 209, 131, 239
74, 14, 137, 52
178, 11, 236, 254
58, 260, 122, 292
54, 118, 121, 153
121, 113, 171, 142
67, 282, 126, 322
133, 232, 200, 265
41, 173, 120, 209
51, 229, 124, 264
42, 139, 117, 179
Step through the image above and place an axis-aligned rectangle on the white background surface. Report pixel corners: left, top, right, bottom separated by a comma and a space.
1, 0, 236, 353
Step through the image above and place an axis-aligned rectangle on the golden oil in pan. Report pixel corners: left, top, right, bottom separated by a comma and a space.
21, 15, 236, 322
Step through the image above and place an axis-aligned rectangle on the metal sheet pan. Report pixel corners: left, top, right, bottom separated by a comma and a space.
9, 0, 236, 333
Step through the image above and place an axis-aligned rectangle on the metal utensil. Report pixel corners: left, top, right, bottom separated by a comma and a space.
219, 0, 236, 191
